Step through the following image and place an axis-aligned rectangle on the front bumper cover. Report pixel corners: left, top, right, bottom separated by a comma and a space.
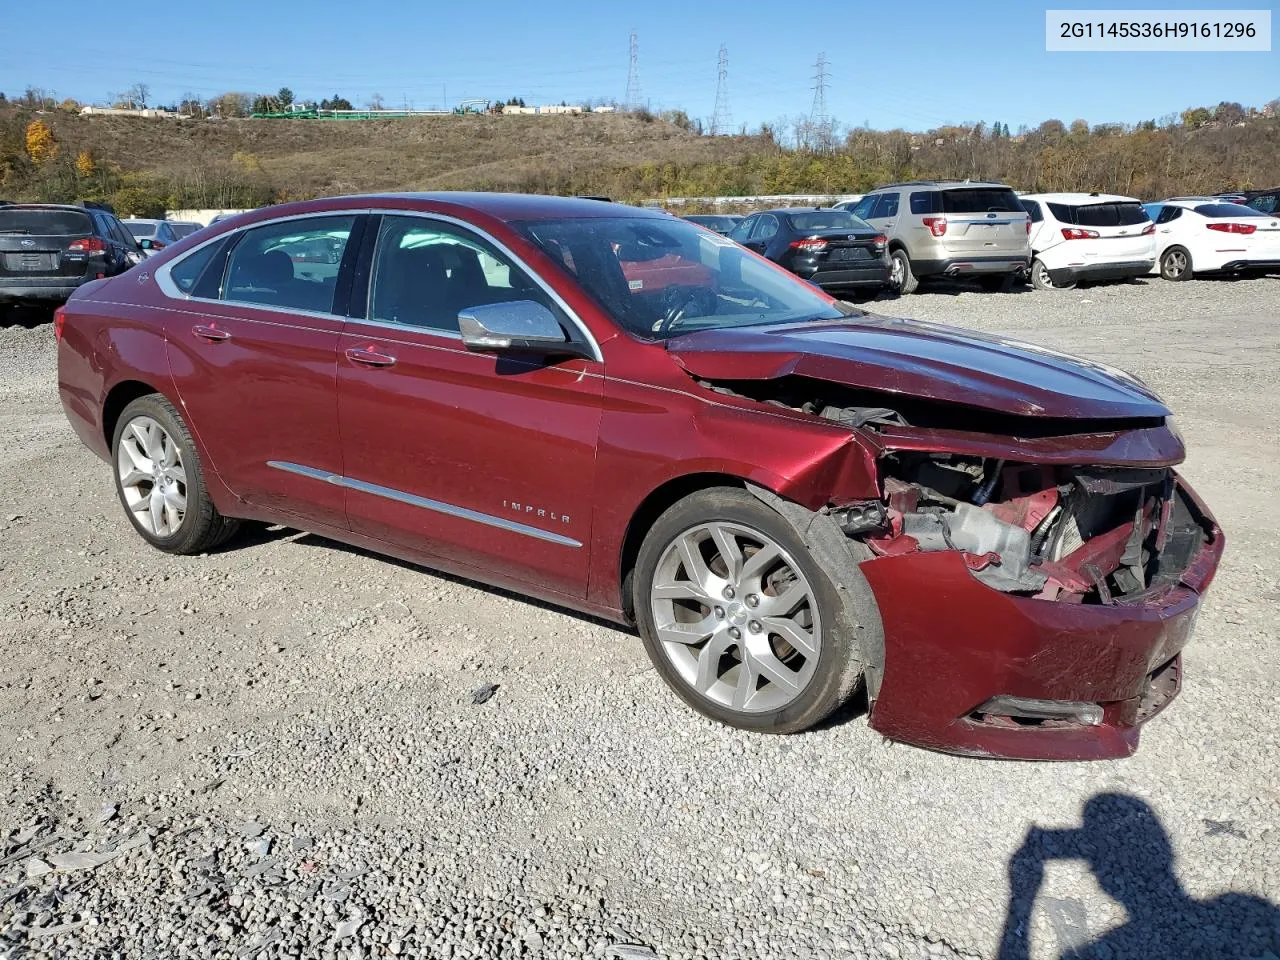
857, 477, 1222, 760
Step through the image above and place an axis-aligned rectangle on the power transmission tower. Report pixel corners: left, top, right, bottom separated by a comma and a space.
625, 30, 642, 110
809, 52, 833, 151
711, 44, 732, 135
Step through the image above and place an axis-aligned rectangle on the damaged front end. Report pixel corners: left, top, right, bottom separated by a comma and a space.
698, 373, 1224, 759
850, 455, 1209, 605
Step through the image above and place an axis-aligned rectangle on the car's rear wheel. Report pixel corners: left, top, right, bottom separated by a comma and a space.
1031, 258, 1074, 291
1160, 246, 1192, 281
112, 395, 239, 554
633, 487, 862, 734
889, 249, 918, 294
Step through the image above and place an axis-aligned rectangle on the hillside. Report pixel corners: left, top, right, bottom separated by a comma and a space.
2, 104, 1278, 216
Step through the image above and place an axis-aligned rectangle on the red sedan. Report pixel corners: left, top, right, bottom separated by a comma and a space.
55, 193, 1223, 760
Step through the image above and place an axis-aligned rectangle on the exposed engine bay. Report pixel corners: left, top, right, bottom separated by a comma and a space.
697, 376, 1210, 602
838, 454, 1208, 601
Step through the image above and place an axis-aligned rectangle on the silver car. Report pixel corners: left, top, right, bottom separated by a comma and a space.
122, 219, 183, 257
848, 181, 1031, 293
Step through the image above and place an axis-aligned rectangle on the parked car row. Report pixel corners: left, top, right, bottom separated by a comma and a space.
681, 180, 1280, 297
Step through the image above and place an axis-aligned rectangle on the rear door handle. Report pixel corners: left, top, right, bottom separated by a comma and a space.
192, 324, 231, 342
345, 346, 397, 368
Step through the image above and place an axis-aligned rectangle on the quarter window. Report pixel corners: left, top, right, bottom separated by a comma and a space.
169, 240, 226, 294
223, 216, 355, 313
367, 216, 557, 333
1156, 206, 1182, 225
910, 192, 939, 215
1020, 200, 1043, 223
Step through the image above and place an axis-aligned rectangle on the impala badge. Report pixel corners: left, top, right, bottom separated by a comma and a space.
503, 500, 570, 525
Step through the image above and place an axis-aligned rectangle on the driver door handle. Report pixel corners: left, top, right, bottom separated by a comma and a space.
192, 324, 232, 342
345, 346, 397, 368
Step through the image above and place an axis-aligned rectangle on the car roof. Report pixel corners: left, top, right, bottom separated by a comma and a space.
1, 203, 95, 211
868, 180, 1011, 192
751, 207, 857, 216
1021, 192, 1141, 205
123, 217, 163, 224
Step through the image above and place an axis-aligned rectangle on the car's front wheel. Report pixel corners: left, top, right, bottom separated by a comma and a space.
112, 394, 240, 554
633, 487, 863, 733
889, 249, 918, 294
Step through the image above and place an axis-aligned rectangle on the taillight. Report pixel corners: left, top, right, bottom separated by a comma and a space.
1141, 223, 1156, 236
1061, 227, 1100, 240
873, 234, 888, 249
1025, 218, 1032, 235
53, 307, 66, 343
67, 237, 106, 254
1206, 222, 1257, 234
150, 241, 166, 250
789, 238, 828, 251
922, 216, 947, 237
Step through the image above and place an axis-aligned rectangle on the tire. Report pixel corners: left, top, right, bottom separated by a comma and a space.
633, 486, 865, 734
889, 248, 918, 294
111, 394, 240, 554
1160, 246, 1193, 281
1031, 258, 1074, 291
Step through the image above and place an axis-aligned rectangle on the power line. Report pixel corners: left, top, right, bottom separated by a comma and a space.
625, 30, 642, 110
711, 44, 731, 135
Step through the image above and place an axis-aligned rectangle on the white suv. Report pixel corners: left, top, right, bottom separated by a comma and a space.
1019, 194, 1156, 290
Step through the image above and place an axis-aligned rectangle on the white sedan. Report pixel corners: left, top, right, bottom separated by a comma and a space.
1019, 193, 1156, 290
1143, 198, 1280, 280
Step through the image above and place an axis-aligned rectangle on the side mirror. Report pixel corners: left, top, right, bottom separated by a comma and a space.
459, 301, 584, 357
139, 238, 153, 250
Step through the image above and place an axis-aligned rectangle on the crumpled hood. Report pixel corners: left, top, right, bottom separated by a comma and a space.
667, 313, 1170, 420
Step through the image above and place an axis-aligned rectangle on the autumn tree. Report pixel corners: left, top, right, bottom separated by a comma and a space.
1069, 118, 1089, 135
1212, 101, 1246, 125
1181, 106, 1211, 128
75, 150, 96, 177
24, 119, 58, 165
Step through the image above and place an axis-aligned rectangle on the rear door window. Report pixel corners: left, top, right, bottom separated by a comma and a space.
750, 215, 780, 241
223, 216, 356, 313
940, 188, 1021, 213
1246, 194, 1277, 214
727, 217, 755, 242
1073, 203, 1150, 227
169, 239, 229, 295
0, 209, 93, 235
1156, 206, 1182, 224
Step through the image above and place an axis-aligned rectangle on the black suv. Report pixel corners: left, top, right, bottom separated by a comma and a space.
0, 203, 141, 315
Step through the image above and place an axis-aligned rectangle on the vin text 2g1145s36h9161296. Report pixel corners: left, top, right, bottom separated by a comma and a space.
55, 193, 1223, 760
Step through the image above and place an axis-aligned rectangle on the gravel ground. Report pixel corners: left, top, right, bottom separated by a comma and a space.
1, 276, 1278, 959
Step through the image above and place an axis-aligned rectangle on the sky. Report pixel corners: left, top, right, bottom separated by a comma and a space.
0, 0, 1275, 132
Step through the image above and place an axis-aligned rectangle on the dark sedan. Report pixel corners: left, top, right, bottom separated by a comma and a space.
728, 208, 892, 296
56, 192, 1221, 759
682, 214, 743, 236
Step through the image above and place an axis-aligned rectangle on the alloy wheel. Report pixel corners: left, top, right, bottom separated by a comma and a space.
1164, 250, 1188, 279
116, 415, 188, 538
649, 522, 821, 713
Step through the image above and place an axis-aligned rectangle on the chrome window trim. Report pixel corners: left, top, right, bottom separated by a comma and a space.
156, 207, 603, 362
266, 461, 582, 548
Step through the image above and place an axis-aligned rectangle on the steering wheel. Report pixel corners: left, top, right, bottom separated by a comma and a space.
654, 287, 715, 337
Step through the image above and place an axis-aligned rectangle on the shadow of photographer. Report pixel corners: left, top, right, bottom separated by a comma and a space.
997, 793, 1279, 960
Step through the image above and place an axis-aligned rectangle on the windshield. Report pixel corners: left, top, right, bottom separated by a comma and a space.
786, 210, 870, 232
0, 209, 92, 235
125, 221, 158, 238
515, 216, 845, 339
